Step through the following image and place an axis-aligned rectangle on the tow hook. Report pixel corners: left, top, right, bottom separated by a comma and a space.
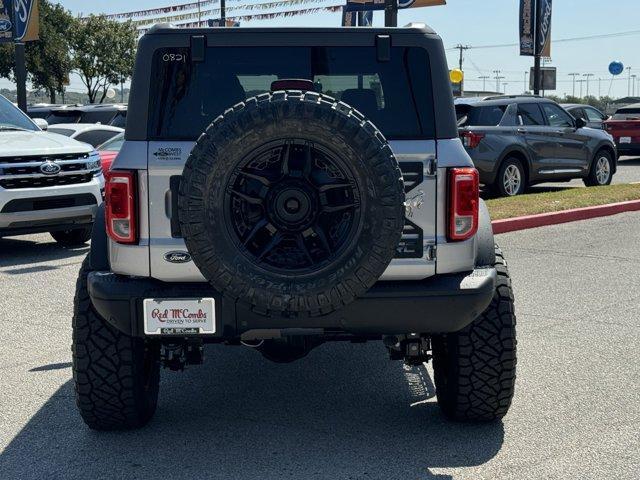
161, 340, 204, 371
384, 334, 432, 366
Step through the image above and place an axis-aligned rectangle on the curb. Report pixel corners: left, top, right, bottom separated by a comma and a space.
492, 199, 640, 234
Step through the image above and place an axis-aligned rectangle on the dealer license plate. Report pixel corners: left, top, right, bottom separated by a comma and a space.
143, 298, 215, 335
619, 136, 632, 144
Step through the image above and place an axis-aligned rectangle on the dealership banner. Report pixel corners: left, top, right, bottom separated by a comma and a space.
536, 0, 552, 57
0, 0, 14, 43
519, 0, 535, 56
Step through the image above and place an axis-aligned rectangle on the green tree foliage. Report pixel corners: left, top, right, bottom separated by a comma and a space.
69, 15, 137, 104
0, 0, 74, 103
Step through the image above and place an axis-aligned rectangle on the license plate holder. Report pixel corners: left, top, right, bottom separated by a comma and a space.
620, 136, 632, 144
143, 298, 216, 335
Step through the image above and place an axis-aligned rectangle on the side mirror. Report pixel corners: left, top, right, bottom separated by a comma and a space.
575, 117, 587, 129
34, 118, 49, 131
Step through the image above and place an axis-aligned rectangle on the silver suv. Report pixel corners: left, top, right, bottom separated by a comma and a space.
0, 95, 103, 245
72, 25, 517, 430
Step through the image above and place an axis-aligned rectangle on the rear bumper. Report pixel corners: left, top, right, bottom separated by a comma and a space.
615, 143, 640, 156
87, 267, 497, 339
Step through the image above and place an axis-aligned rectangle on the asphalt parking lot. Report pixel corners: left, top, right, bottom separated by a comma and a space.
0, 213, 639, 480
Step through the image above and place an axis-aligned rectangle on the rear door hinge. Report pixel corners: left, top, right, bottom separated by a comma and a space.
425, 243, 437, 261
425, 157, 437, 177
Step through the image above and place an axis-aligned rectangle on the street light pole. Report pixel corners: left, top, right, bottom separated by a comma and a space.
583, 73, 594, 98
493, 70, 502, 92
568, 73, 580, 97
627, 67, 632, 96
577, 79, 585, 98
479, 75, 489, 91
524, 71, 528, 92
633, 75, 638, 97
220, 0, 226, 24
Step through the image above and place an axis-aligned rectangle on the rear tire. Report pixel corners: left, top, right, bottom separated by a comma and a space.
432, 246, 517, 422
583, 150, 613, 187
72, 257, 160, 430
51, 227, 92, 246
494, 158, 525, 197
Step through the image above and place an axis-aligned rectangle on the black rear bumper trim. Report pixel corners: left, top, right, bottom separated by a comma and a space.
87, 268, 497, 339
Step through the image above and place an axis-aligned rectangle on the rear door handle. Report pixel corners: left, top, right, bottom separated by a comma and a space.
516, 128, 527, 134
554, 130, 566, 135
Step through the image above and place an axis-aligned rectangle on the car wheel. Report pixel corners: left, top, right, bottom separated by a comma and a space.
584, 150, 613, 187
72, 257, 161, 430
50, 227, 92, 246
495, 158, 525, 197
432, 246, 517, 422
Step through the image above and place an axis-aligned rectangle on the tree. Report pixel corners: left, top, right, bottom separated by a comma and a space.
70, 15, 137, 104
27, 1, 74, 103
0, 1, 74, 103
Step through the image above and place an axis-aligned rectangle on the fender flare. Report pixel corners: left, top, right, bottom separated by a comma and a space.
89, 204, 110, 271
475, 199, 496, 267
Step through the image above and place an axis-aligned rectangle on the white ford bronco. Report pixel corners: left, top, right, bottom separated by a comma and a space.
73, 25, 517, 430
0, 95, 103, 245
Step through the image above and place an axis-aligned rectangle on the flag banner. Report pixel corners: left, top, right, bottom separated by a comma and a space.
345, 0, 444, 12
137, 4, 343, 34
536, 0, 552, 57
0, 0, 14, 43
129, 0, 328, 28
519, 0, 535, 56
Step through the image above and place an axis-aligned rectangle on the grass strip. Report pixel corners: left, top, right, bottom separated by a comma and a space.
485, 184, 640, 220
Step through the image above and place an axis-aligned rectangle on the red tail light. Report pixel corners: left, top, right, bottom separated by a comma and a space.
448, 168, 479, 242
461, 131, 485, 149
105, 170, 137, 244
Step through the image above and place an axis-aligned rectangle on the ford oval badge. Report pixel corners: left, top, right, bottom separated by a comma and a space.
164, 251, 192, 264
40, 161, 62, 175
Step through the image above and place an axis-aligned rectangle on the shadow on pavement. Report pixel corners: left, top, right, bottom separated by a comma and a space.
1, 342, 504, 480
0, 237, 89, 270
618, 157, 640, 166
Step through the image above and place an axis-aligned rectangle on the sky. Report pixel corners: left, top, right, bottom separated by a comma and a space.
4, 0, 640, 98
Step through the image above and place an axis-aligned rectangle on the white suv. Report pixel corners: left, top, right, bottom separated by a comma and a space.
0, 95, 103, 245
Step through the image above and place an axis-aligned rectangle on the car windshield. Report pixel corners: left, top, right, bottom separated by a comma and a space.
0, 96, 38, 132
612, 108, 640, 120
97, 132, 124, 151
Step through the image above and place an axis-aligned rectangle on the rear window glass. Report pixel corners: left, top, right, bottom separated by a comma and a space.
48, 128, 75, 137
46, 111, 81, 125
79, 111, 116, 124
613, 108, 640, 120
457, 105, 506, 126
110, 111, 127, 128
148, 46, 434, 140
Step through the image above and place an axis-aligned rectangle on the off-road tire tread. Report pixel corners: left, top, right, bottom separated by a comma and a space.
432, 246, 517, 421
72, 257, 160, 430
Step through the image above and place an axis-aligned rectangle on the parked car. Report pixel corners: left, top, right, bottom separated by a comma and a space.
562, 103, 608, 129
47, 123, 123, 148
27, 103, 67, 120
96, 132, 124, 172
456, 96, 617, 196
0, 94, 103, 245
43, 104, 127, 128
72, 24, 517, 430
603, 104, 640, 156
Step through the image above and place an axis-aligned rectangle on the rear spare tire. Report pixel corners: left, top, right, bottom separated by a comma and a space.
178, 91, 405, 316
